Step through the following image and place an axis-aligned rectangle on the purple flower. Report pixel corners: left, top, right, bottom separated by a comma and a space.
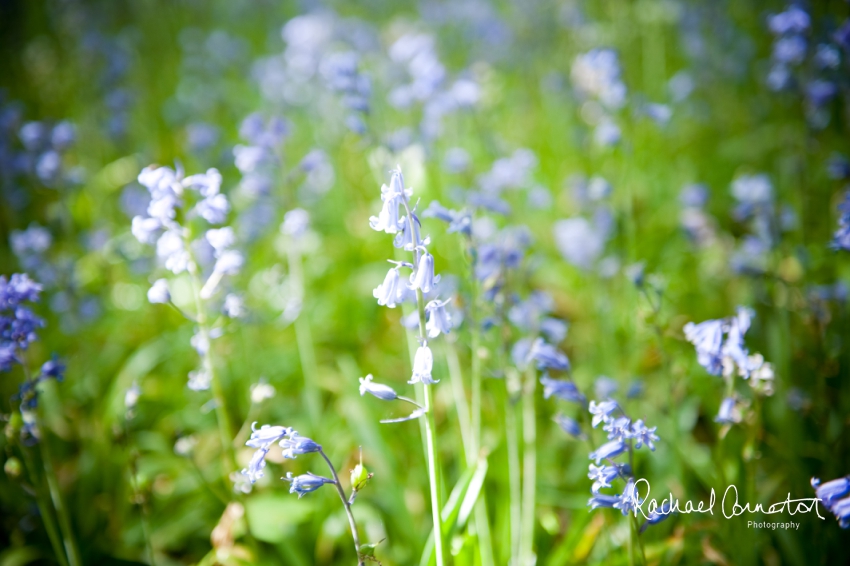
280, 432, 322, 459
409, 345, 437, 384
811, 476, 850, 512
284, 471, 333, 498
425, 298, 453, 338
589, 400, 618, 427
409, 251, 440, 294
589, 439, 626, 464
540, 375, 586, 404
359, 374, 398, 401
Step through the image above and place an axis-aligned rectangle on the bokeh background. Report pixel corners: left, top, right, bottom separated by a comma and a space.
1, 0, 849, 565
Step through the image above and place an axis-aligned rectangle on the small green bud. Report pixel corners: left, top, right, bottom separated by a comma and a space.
4, 456, 22, 479
350, 463, 369, 491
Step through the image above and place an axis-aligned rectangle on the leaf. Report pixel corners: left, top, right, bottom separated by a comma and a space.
418, 456, 489, 566
245, 493, 314, 543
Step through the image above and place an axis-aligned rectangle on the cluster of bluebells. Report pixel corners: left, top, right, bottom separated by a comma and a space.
728, 174, 789, 275
765, 5, 847, 129
387, 33, 481, 142
766, 5, 810, 92
130, 165, 244, 389
586, 399, 668, 530
241, 423, 334, 497
0, 96, 80, 207
360, 168, 452, 421
571, 49, 627, 146
233, 113, 289, 200
684, 307, 775, 424
679, 183, 716, 248
554, 176, 615, 272
0, 274, 65, 441
831, 190, 850, 251
252, 12, 377, 136
811, 475, 850, 529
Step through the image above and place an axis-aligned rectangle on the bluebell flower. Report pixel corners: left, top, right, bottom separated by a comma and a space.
589, 439, 627, 464
422, 201, 471, 235
182, 168, 222, 197
394, 214, 429, 251
370, 189, 403, 234
467, 191, 511, 216
640, 500, 673, 532
528, 338, 570, 371
243, 447, 270, 484
715, 397, 740, 424
156, 229, 190, 275
373, 266, 407, 308
147, 279, 170, 304
555, 415, 584, 439
38, 356, 65, 381
829, 497, 850, 529
359, 374, 398, 401
409, 251, 440, 294
540, 318, 568, 343
409, 345, 437, 384
588, 493, 621, 510
282, 209, 310, 239
0, 345, 17, 372
540, 375, 586, 404
603, 416, 632, 441
589, 400, 618, 427
683, 318, 724, 375
246, 423, 291, 449
832, 191, 850, 251
811, 476, 850, 512
615, 479, 640, 516
281, 432, 322, 459
773, 36, 807, 65
284, 471, 334, 498
131, 216, 161, 245
195, 193, 230, 224
571, 49, 627, 110
223, 294, 245, 318
631, 419, 659, 450
768, 6, 810, 35
588, 463, 631, 493
425, 298, 453, 338
553, 217, 608, 270
594, 120, 621, 147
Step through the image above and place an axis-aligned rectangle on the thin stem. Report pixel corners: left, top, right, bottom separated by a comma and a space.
128, 449, 157, 566
400, 193, 445, 566
38, 434, 81, 566
519, 366, 537, 566
287, 245, 321, 425
20, 445, 69, 566
422, 375, 445, 566
398, 395, 424, 409
504, 383, 521, 566
18, 355, 80, 566
319, 449, 364, 566
187, 265, 236, 473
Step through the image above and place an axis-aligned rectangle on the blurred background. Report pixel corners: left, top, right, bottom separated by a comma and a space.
0, 0, 849, 564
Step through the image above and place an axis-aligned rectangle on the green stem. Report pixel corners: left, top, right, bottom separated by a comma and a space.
416, 289, 445, 566
519, 366, 537, 565
128, 449, 157, 566
18, 354, 80, 566
187, 265, 236, 473
319, 449, 365, 566
38, 434, 81, 566
21, 445, 69, 566
288, 245, 322, 425
504, 379, 521, 565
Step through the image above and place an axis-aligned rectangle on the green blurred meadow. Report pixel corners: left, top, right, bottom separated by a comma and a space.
1, 0, 849, 565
